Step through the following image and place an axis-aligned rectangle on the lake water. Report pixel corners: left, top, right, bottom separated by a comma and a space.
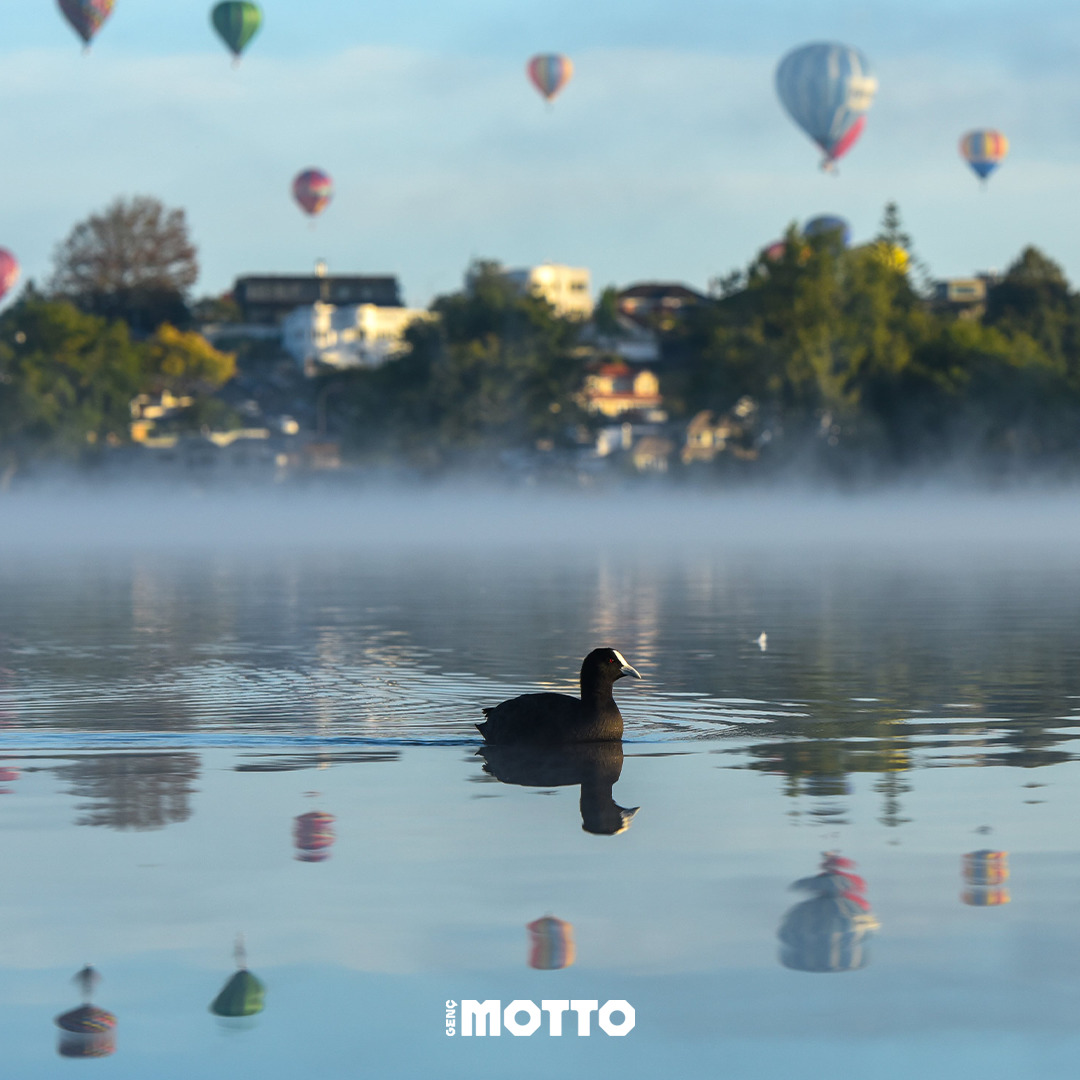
2, 489, 1080, 1079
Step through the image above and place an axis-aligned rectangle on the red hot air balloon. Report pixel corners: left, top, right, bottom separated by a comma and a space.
527, 54, 573, 102
0, 249, 20, 302
58, 0, 115, 48
292, 169, 333, 218
293, 810, 335, 861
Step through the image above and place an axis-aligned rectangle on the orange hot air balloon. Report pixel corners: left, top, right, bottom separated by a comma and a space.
292, 169, 333, 218
527, 54, 573, 102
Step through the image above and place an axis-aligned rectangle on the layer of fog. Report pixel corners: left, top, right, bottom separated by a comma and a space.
2, 482, 1079, 556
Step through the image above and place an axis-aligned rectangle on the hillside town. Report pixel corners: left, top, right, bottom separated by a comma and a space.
1, 195, 1072, 487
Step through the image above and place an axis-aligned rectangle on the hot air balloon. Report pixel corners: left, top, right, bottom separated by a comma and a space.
211, 936, 266, 1017
776, 43, 877, 170
527, 54, 573, 103
960, 130, 1009, 183
962, 850, 1010, 906
527, 916, 575, 970
293, 810, 335, 861
778, 853, 879, 972
0, 250, 20, 302
58, 0, 115, 48
56, 967, 116, 1058
211, 2, 262, 62
293, 170, 333, 218
804, 215, 851, 246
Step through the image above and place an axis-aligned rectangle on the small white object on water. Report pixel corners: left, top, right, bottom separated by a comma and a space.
755, 633, 768, 651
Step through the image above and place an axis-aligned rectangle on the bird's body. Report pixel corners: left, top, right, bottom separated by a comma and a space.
477, 648, 640, 744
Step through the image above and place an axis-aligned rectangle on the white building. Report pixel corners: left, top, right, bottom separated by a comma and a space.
282, 301, 432, 374
506, 263, 593, 318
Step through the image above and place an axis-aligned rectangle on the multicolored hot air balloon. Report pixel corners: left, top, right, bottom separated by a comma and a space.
776, 43, 878, 170
211, 2, 262, 61
527, 54, 573, 103
527, 916, 575, 970
56, 967, 116, 1059
293, 810, 335, 861
778, 853, 879, 972
960, 130, 1009, 183
58, 0, 115, 48
962, 850, 1010, 906
804, 215, 851, 246
0, 249, 21, 302
292, 170, 333, 218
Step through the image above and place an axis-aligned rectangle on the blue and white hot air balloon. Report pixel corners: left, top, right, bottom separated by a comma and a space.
776, 43, 878, 170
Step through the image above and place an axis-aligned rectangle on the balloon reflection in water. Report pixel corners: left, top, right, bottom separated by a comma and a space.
56, 966, 117, 1058
778, 853, 879, 972
294, 810, 336, 861
211, 936, 266, 1018
962, 850, 1010, 906
0, 760, 19, 794
527, 916, 575, 970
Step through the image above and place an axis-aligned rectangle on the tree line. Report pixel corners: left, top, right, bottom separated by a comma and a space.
5, 195, 1080, 480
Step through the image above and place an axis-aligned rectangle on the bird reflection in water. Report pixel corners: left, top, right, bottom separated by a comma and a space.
477, 742, 639, 836
778, 853, 879, 972
962, 850, 1010, 906
528, 916, 575, 969
55, 966, 117, 1058
210, 935, 266, 1021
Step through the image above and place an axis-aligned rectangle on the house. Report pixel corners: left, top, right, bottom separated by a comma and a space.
282, 301, 433, 374
505, 263, 593, 318
930, 274, 998, 320
233, 271, 402, 325
581, 362, 663, 419
681, 398, 760, 464
576, 314, 660, 365
616, 283, 707, 331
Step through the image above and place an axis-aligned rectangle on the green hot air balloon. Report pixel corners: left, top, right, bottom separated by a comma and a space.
211, 2, 262, 62
210, 969, 266, 1017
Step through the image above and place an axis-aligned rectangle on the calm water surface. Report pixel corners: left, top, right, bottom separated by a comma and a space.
2, 493, 1080, 1078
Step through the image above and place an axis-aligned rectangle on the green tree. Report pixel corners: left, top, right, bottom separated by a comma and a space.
0, 296, 145, 472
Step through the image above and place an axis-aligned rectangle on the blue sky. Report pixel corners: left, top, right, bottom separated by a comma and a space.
0, 1, 1076, 305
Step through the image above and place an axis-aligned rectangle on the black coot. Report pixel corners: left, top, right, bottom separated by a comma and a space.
477, 648, 641, 744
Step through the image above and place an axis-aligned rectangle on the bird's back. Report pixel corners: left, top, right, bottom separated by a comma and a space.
477, 691, 621, 744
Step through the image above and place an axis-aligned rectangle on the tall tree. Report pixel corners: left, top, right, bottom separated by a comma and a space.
50, 196, 199, 333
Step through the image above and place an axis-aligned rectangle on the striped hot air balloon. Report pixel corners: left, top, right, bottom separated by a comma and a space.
57, 0, 115, 47
962, 849, 1010, 905
960, 130, 1009, 182
776, 43, 878, 170
292, 170, 333, 218
527, 916, 575, 969
211, 2, 262, 61
293, 810, 335, 861
527, 54, 573, 102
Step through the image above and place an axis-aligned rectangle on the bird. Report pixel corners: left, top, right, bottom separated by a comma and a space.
477, 648, 641, 744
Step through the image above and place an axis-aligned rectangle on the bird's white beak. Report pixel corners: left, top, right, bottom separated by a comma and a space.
620, 663, 641, 679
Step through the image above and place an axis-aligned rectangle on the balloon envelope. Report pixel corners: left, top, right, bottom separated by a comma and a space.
776, 42, 877, 166
293, 170, 333, 217
527, 54, 573, 101
212, 2, 262, 58
58, 0, 114, 46
804, 215, 851, 246
0, 250, 19, 301
211, 969, 266, 1017
527, 916, 575, 970
960, 130, 1009, 180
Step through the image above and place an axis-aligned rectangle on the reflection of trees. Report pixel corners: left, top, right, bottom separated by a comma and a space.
56, 753, 199, 830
